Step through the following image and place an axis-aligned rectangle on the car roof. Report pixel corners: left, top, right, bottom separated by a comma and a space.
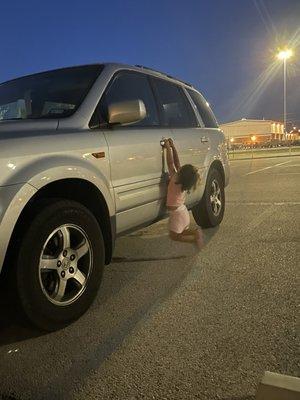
0, 62, 195, 90
105, 63, 194, 88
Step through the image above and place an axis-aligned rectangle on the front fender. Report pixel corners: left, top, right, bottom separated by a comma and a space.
2, 154, 115, 216
0, 183, 37, 273
24, 156, 115, 216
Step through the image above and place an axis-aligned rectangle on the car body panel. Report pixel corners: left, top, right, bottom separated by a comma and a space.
0, 128, 114, 208
102, 126, 170, 233
205, 128, 230, 187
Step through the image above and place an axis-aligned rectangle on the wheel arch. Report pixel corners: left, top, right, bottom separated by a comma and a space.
4, 179, 115, 274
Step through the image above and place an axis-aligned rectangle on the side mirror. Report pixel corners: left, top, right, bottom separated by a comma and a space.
108, 99, 146, 126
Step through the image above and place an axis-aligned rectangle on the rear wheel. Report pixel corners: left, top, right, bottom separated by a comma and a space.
192, 168, 225, 228
16, 200, 105, 331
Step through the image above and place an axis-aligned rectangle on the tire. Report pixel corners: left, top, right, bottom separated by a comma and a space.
16, 200, 105, 331
192, 168, 225, 228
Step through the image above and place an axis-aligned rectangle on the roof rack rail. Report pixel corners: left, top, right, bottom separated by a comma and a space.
135, 65, 164, 75
135, 65, 193, 87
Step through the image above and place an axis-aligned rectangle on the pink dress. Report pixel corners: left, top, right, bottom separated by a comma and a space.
167, 174, 190, 233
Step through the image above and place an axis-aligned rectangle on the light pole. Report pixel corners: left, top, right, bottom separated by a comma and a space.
230, 137, 234, 158
277, 49, 293, 140
251, 135, 256, 159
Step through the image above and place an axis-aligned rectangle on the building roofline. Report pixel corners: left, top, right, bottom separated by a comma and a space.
220, 118, 283, 126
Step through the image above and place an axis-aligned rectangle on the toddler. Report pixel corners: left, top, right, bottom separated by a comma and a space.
164, 138, 204, 249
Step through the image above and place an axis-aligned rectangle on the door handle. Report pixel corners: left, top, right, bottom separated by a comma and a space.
201, 136, 209, 143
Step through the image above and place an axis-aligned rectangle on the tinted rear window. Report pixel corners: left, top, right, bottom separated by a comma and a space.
0, 65, 103, 121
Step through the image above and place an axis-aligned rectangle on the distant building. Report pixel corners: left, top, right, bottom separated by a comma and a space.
220, 118, 285, 145
288, 127, 300, 141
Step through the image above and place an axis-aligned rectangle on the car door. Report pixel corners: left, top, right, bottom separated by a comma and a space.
150, 77, 207, 207
98, 71, 170, 234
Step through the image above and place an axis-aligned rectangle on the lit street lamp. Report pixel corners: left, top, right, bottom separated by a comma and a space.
277, 49, 293, 139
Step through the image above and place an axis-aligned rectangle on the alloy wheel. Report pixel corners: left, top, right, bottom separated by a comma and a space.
210, 179, 222, 216
38, 224, 92, 306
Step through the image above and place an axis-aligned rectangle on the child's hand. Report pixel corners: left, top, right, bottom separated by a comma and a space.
168, 138, 175, 147
162, 138, 171, 148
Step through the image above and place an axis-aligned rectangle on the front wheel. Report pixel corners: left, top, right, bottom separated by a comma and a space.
192, 168, 225, 228
16, 200, 105, 331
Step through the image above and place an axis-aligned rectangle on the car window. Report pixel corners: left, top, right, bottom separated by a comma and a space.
0, 65, 103, 120
99, 71, 159, 127
187, 89, 218, 128
150, 78, 197, 127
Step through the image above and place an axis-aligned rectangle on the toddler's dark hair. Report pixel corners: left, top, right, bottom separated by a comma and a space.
176, 164, 200, 193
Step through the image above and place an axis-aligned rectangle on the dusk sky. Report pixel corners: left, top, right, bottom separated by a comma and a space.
1, 0, 299, 125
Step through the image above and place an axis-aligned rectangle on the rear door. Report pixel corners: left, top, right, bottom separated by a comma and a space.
150, 77, 207, 206
98, 71, 169, 233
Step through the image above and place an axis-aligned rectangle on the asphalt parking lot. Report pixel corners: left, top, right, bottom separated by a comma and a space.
0, 156, 299, 400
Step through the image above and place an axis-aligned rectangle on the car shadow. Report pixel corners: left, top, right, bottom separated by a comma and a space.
0, 225, 219, 348
0, 278, 44, 346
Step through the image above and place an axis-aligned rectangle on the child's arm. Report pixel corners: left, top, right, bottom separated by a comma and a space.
164, 139, 176, 176
169, 138, 181, 171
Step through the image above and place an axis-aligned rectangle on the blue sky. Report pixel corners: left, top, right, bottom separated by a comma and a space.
1, 0, 299, 124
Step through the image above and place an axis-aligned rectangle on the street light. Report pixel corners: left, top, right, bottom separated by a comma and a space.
277, 49, 293, 60
250, 135, 256, 159
276, 49, 293, 139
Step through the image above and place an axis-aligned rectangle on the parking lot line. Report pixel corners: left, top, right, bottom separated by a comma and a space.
275, 173, 300, 175
244, 160, 292, 176
227, 201, 300, 206
244, 205, 276, 233
279, 164, 300, 168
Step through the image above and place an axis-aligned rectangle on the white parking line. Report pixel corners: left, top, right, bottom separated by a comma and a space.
227, 201, 300, 206
244, 160, 292, 176
279, 164, 300, 168
245, 205, 276, 232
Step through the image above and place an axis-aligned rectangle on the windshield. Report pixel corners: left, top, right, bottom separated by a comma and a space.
0, 65, 103, 121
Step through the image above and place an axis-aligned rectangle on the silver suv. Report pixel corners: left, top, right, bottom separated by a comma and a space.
0, 63, 229, 330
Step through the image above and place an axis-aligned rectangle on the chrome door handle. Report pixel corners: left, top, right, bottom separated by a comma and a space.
201, 136, 209, 143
